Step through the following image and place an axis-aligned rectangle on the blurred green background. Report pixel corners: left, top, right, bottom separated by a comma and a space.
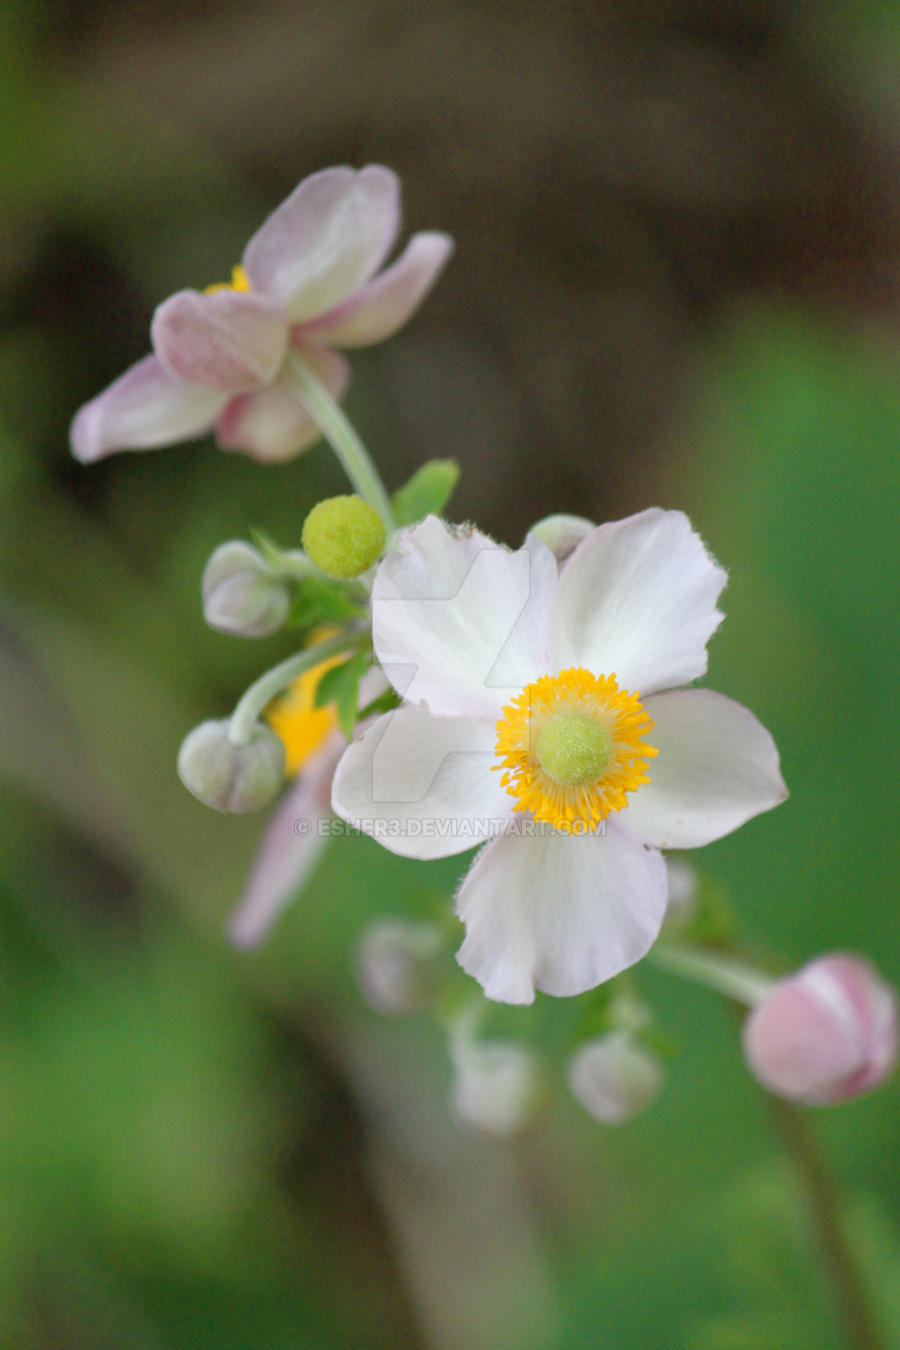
1, 1, 898, 1346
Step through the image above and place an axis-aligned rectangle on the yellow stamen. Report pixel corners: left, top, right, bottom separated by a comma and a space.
204, 264, 251, 296
265, 633, 341, 777
494, 667, 657, 829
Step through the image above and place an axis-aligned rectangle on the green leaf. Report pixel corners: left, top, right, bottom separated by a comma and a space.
391, 459, 460, 526
314, 652, 370, 739
358, 687, 401, 720
288, 575, 363, 634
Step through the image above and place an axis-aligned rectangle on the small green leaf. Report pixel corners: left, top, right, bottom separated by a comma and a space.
314, 652, 370, 739
288, 575, 363, 634
358, 687, 401, 720
248, 526, 279, 560
391, 460, 460, 527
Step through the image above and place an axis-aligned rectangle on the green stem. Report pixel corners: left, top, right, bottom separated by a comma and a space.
766, 1094, 886, 1350
258, 544, 318, 582
656, 940, 886, 1348
228, 628, 368, 746
285, 351, 395, 531
648, 942, 774, 1006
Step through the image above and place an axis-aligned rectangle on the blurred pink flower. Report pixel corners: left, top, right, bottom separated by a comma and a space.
228, 663, 386, 949
71, 165, 453, 465
228, 732, 342, 949
742, 953, 898, 1105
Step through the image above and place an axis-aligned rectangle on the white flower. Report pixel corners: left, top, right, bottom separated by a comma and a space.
332, 509, 787, 1004
71, 165, 453, 464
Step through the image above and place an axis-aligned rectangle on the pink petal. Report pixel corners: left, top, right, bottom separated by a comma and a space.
215, 346, 350, 462
70, 355, 226, 463
742, 955, 898, 1105
151, 289, 288, 392
242, 165, 400, 323
302, 232, 455, 348
229, 736, 342, 949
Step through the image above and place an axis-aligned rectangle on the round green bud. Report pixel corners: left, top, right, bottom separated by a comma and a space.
302, 495, 386, 579
177, 719, 285, 813
536, 711, 611, 786
202, 541, 290, 638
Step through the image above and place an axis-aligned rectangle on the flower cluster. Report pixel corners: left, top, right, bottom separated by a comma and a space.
71, 163, 897, 1131
71, 166, 452, 465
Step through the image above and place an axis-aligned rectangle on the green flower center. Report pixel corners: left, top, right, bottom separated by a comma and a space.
535, 710, 612, 787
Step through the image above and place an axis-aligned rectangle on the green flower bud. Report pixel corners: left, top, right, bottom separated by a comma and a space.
529, 513, 594, 562
202, 541, 290, 638
301, 495, 386, 579
177, 719, 284, 813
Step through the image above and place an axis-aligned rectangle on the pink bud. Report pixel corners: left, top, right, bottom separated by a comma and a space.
742, 954, 898, 1105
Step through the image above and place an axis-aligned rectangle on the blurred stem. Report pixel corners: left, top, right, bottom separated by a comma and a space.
257, 542, 318, 581
285, 352, 395, 531
655, 939, 885, 1347
228, 628, 368, 745
766, 1095, 886, 1350
648, 942, 774, 1005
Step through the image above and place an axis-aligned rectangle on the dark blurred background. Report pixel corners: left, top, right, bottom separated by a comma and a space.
1, 2, 899, 1347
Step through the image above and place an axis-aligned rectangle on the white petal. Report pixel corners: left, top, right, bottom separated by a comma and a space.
228, 738, 341, 949
624, 690, 787, 849
552, 509, 727, 695
70, 355, 226, 462
331, 705, 511, 860
242, 165, 400, 322
372, 517, 557, 718
151, 289, 288, 392
455, 823, 668, 1004
301, 232, 455, 348
215, 347, 350, 462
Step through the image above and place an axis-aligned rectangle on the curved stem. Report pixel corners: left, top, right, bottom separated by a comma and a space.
259, 544, 318, 582
648, 942, 774, 1006
285, 351, 395, 531
653, 939, 886, 1348
228, 628, 368, 746
766, 1095, 886, 1350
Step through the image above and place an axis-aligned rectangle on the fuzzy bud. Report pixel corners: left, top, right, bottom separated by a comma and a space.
742, 954, 898, 1106
450, 1039, 544, 1138
567, 1031, 664, 1124
202, 541, 290, 638
177, 719, 285, 813
356, 919, 445, 1013
529, 513, 594, 562
301, 495, 386, 579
